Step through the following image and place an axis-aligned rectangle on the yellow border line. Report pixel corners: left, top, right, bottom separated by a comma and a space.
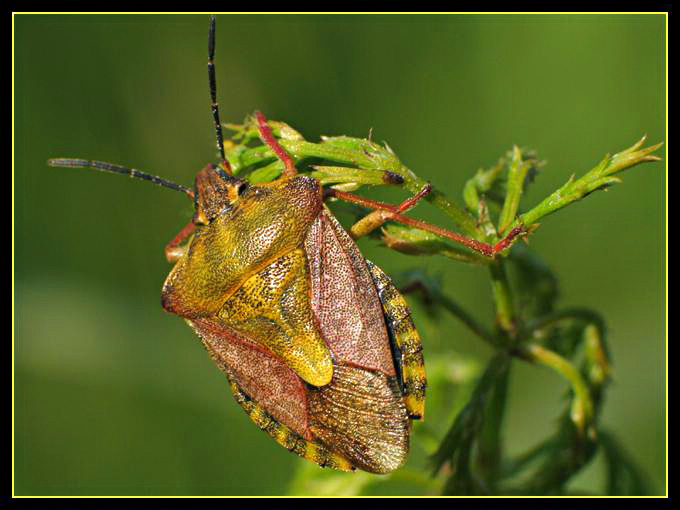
11, 11, 669, 498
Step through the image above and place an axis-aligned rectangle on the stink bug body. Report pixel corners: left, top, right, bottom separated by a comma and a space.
49, 15, 427, 474
161, 156, 426, 473
49, 15, 520, 474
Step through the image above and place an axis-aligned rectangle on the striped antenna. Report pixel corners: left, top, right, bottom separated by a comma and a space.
208, 15, 232, 176
48, 158, 194, 198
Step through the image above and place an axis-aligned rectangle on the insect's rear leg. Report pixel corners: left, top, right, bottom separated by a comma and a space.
253, 109, 526, 257
339, 184, 433, 240
326, 187, 527, 258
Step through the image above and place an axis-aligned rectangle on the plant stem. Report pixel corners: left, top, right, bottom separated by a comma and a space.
489, 261, 516, 337
498, 146, 530, 234
525, 307, 606, 335
520, 343, 594, 433
507, 137, 662, 232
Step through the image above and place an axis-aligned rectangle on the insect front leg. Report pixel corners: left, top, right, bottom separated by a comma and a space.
165, 221, 196, 263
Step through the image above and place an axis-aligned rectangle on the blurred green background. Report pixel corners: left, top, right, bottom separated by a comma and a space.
14, 14, 665, 495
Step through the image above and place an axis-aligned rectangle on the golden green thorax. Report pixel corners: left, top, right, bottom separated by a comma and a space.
162, 167, 333, 387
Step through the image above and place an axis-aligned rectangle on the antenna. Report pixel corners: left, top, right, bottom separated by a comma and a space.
208, 15, 232, 176
47, 158, 194, 197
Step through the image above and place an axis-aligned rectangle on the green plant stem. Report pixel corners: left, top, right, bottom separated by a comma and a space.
309, 166, 396, 186
525, 308, 609, 371
498, 146, 530, 233
230, 126, 661, 263
282, 140, 482, 235
507, 137, 662, 232
489, 261, 516, 337
520, 343, 594, 433
584, 324, 610, 387
463, 158, 505, 214
381, 225, 490, 265
230, 133, 483, 237
525, 307, 605, 335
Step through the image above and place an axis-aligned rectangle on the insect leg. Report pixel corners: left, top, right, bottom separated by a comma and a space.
165, 222, 196, 263
254, 110, 298, 177
344, 184, 432, 240
326, 188, 527, 258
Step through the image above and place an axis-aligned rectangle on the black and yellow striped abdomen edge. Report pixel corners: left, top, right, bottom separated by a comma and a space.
227, 378, 355, 472
365, 260, 427, 420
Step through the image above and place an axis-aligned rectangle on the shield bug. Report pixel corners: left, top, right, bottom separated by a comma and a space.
49, 15, 523, 474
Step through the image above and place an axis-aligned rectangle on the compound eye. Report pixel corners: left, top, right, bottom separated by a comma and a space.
226, 179, 248, 202
236, 181, 249, 196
